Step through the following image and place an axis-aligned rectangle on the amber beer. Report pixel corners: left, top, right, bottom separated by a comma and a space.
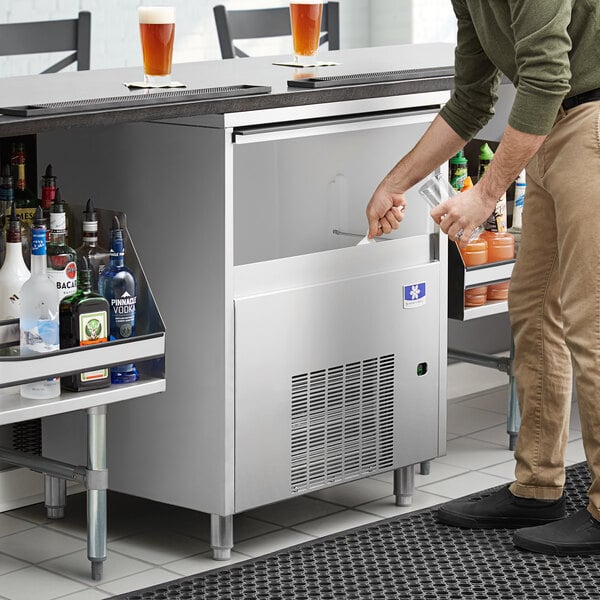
289, 1, 323, 59
138, 6, 175, 83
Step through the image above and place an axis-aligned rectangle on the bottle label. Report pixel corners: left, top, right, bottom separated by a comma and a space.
110, 291, 136, 338
79, 311, 108, 346
16, 207, 36, 227
79, 311, 109, 382
450, 165, 468, 192
50, 212, 66, 231
31, 229, 47, 256
16, 163, 25, 191
20, 318, 59, 354
47, 261, 78, 299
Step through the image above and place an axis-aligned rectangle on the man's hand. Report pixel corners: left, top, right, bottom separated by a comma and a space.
430, 184, 496, 242
366, 181, 407, 239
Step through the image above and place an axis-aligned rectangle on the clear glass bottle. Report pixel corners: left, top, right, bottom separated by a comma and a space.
0, 202, 30, 319
47, 188, 78, 300
60, 257, 110, 391
98, 216, 139, 384
76, 199, 109, 292
20, 207, 60, 399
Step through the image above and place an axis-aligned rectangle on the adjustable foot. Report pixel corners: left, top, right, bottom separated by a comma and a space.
394, 464, 415, 506
211, 514, 233, 560
44, 475, 66, 519
91, 559, 104, 581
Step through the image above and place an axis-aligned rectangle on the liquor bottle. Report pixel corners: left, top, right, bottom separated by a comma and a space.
60, 257, 110, 391
47, 188, 78, 300
0, 164, 12, 266
19, 206, 60, 399
98, 216, 139, 384
0, 163, 12, 223
10, 142, 37, 225
0, 202, 31, 319
40, 163, 57, 235
76, 199, 109, 291
0, 164, 29, 268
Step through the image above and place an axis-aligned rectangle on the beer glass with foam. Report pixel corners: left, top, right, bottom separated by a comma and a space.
289, 0, 323, 63
138, 6, 175, 86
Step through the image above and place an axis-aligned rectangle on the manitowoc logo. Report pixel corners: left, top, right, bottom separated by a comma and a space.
403, 282, 426, 309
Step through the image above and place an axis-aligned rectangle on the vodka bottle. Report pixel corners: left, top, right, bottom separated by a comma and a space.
0, 203, 30, 319
76, 199, 109, 292
60, 257, 110, 391
98, 216, 138, 384
20, 207, 60, 399
47, 189, 78, 300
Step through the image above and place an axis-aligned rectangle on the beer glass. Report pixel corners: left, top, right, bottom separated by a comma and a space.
138, 6, 175, 86
289, 1, 323, 63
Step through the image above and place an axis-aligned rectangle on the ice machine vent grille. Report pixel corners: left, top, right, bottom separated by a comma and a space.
290, 354, 395, 493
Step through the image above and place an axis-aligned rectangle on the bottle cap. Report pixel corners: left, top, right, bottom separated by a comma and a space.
450, 149, 468, 165
33, 205, 45, 227
84, 198, 96, 221
479, 143, 494, 161
52, 188, 65, 213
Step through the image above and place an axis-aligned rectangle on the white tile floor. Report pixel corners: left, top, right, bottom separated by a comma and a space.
0, 362, 586, 600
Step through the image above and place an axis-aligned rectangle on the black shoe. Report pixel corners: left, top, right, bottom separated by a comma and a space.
436, 484, 566, 529
513, 508, 600, 555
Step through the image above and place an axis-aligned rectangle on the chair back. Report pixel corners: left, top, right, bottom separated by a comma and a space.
213, 3, 339, 59
0, 11, 91, 73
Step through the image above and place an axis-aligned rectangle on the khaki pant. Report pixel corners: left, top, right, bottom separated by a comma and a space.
508, 101, 600, 521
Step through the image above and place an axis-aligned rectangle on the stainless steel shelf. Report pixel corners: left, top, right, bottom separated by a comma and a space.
448, 240, 515, 321
0, 377, 165, 426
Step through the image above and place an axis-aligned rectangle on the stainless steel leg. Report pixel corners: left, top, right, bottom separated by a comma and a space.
394, 465, 415, 507
419, 461, 431, 476
44, 474, 66, 519
211, 514, 233, 560
87, 406, 107, 581
507, 338, 520, 451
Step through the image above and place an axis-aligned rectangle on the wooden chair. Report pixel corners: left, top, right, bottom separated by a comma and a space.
0, 11, 91, 73
213, 3, 339, 59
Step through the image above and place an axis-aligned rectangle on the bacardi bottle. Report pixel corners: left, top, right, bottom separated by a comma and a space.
47, 189, 78, 300
98, 216, 138, 384
60, 257, 110, 391
20, 207, 60, 399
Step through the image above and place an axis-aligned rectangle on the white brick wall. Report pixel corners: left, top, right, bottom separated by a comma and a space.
0, 0, 455, 77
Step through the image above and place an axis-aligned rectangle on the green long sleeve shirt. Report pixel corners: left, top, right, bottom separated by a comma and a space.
439, 0, 600, 140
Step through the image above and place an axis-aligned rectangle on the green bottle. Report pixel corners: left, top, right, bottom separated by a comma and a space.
59, 257, 110, 392
449, 150, 468, 191
477, 143, 495, 182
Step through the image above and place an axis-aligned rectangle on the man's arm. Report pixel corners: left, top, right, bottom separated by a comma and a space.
366, 115, 467, 238
430, 125, 546, 241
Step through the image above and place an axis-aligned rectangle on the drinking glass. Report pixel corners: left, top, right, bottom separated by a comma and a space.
289, 1, 323, 64
138, 6, 175, 86
418, 172, 483, 241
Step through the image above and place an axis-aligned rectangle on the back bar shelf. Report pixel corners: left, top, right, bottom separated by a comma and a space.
0, 207, 165, 579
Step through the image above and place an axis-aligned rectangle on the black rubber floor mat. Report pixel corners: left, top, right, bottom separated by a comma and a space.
111, 462, 600, 600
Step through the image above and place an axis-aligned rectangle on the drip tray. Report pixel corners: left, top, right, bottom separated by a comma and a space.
0, 85, 272, 117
